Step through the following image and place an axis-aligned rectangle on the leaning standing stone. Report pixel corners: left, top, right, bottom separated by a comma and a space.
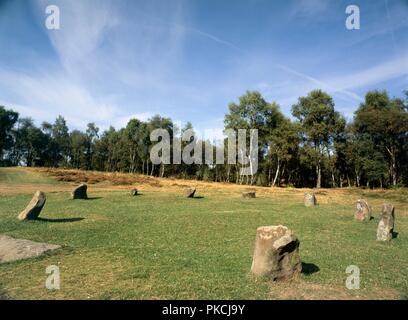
18, 191, 46, 221
130, 189, 138, 196
376, 204, 395, 241
242, 192, 256, 198
355, 199, 371, 221
71, 183, 88, 199
251, 225, 302, 280
184, 187, 196, 198
304, 193, 316, 207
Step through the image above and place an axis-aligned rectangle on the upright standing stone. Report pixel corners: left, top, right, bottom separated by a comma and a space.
130, 188, 138, 196
71, 183, 88, 199
18, 191, 46, 221
184, 187, 196, 198
377, 204, 395, 241
304, 193, 317, 207
242, 192, 256, 198
355, 199, 371, 221
251, 225, 302, 280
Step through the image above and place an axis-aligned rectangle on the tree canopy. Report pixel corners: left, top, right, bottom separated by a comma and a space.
1, 88, 407, 189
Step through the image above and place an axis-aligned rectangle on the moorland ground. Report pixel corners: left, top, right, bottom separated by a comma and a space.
0, 167, 407, 300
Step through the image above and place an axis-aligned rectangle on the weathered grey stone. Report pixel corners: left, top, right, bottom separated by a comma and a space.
130, 188, 138, 196
377, 204, 395, 241
71, 183, 88, 199
242, 192, 256, 198
0, 234, 60, 264
17, 191, 46, 221
184, 187, 196, 198
304, 193, 317, 207
355, 199, 371, 221
251, 225, 302, 281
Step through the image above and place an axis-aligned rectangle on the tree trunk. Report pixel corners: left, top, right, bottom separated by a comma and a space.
272, 158, 280, 188
355, 170, 360, 187
316, 162, 321, 189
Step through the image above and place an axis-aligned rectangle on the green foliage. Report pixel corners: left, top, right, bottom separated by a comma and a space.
292, 90, 346, 188
0, 88, 407, 188
0, 106, 19, 164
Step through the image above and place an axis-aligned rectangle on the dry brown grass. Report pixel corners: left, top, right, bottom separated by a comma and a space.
2, 167, 408, 216
38, 168, 162, 187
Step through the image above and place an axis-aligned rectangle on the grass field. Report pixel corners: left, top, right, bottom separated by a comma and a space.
0, 167, 407, 300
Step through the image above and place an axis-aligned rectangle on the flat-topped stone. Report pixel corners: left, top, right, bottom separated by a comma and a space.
355, 199, 371, 221
242, 192, 256, 198
251, 225, 302, 281
304, 193, 317, 207
377, 204, 395, 241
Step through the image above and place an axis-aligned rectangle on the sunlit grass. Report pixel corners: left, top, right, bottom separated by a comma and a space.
0, 168, 407, 299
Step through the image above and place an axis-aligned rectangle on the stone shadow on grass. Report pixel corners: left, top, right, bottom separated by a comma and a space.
192, 196, 205, 199
393, 231, 399, 239
85, 197, 103, 200
301, 262, 320, 276
37, 217, 84, 223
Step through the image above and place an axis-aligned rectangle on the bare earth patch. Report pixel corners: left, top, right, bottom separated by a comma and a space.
268, 278, 400, 300
0, 234, 61, 264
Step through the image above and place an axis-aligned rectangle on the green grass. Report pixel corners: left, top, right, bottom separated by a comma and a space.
0, 167, 59, 185
0, 169, 408, 299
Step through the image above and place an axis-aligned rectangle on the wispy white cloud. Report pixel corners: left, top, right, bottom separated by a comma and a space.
275, 64, 364, 102
325, 54, 408, 91
290, 0, 330, 17
1, 0, 407, 133
0, 68, 122, 129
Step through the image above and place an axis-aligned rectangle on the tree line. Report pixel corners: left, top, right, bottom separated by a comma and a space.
1, 88, 408, 188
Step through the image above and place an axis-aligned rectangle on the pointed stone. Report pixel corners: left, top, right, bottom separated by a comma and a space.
71, 183, 88, 199
184, 187, 196, 198
18, 191, 46, 221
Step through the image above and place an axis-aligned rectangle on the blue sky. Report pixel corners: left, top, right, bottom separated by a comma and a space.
0, 0, 407, 137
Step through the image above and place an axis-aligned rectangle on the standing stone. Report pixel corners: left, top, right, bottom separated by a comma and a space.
17, 191, 46, 221
377, 204, 395, 241
251, 225, 302, 281
355, 199, 371, 221
304, 193, 317, 207
184, 187, 196, 198
130, 189, 138, 196
71, 183, 88, 199
242, 192, 256, 198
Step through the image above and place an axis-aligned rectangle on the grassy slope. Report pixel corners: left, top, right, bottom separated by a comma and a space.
0, 167, 59, 185
0, 168, 407, 299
